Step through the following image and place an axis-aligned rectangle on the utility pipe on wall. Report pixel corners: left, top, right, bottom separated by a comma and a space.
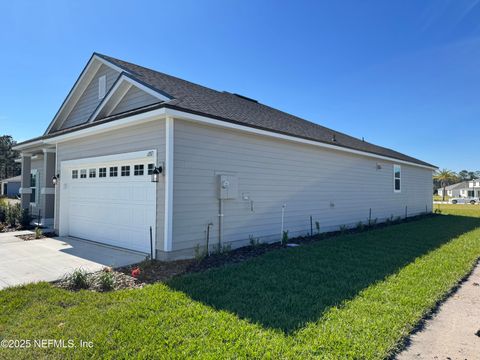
218, 199, 224, 249
280, 203, 286, 241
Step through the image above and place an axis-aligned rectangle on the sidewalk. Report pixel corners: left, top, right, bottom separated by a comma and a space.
397, 262, 480, 359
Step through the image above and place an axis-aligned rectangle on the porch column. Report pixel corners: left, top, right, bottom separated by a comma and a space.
40, 149, 56, 225
20, 154, 32, 209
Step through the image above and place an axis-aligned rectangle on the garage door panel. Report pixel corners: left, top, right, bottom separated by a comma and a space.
61, 153, 157, 253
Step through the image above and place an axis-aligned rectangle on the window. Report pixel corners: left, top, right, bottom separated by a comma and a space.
89, 169, 96, 178
30, 171, 37, 203
80, 169, 87, 179
394, 164, 401, 192
72, 170, 78, 179
121, 166, 130, 177
99, 168, 107, 178
98, 75, 106, 99
110, 166, 118, 177
147, 163, 155, 175
134, 164, 144, 176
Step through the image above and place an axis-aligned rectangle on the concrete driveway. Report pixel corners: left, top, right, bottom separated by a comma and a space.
0, 231, 147, 290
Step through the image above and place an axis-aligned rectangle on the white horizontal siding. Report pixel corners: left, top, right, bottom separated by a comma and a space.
55, 121, 166, 250
111, 86, 160, 115
172, 119, 433, 252
61, 64, 119, 129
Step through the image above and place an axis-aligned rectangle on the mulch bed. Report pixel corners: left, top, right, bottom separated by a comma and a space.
16, 232, 57, 241
54, 268, 143, 292
57, 213, 437, 292
118, 213, 436, 286
0, 225, 22, 233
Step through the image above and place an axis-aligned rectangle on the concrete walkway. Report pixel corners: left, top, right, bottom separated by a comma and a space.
397, 262, 480, 359
0, 231, 146, 290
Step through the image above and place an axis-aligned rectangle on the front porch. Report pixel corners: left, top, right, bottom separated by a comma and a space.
18, 145, 57, 229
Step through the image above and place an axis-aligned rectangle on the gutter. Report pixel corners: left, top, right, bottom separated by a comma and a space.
13, 105, 437, 171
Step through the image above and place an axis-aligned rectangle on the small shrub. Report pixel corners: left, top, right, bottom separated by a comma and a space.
211, 243, 232, 255
339, 224, 348, 234
249, 235, 261, 247
19, 208, 32, 229
356, 221, 365, 231
281, 230, 289, 245
395, 216, 402, 223
367, 218, 377, 227
34, 227, 43, 239
67, 269, 90, 290
98, 270, 115, 291
315, 221, 320, 235
6, 204, 20, 228
194, 244, 208, 260
0, 202, 7, 223
222, 243, 232, 253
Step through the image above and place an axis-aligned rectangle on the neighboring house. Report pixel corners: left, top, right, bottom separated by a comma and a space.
437, 181, 469, 198
461, 180, 480, 198
13, 53, 436, 260
0, 175, 21, 197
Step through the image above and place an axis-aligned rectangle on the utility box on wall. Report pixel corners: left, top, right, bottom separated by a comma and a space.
218, 174, 238, 199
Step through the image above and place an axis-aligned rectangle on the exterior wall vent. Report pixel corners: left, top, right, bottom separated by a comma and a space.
98, 75, 106, 99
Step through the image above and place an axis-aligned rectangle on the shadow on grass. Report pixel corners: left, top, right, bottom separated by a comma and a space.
168, 215, 480, 333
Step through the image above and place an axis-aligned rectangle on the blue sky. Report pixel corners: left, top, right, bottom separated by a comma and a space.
1, 0, 480, 171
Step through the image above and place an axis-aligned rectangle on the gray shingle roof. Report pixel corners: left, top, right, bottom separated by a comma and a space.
444, 181, 469, 190
94, 54, 434, 168
20, 53, 435, 168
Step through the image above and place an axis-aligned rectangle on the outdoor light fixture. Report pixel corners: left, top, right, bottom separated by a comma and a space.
151, 166, 163, 183
52, 174, 60, 186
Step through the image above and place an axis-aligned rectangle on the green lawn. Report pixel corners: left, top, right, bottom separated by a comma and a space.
1, 207, 480, 359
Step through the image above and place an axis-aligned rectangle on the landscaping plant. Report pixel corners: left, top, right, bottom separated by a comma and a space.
19, 208, 32, 229
67, 269, 90, 290
98, 270, 115, 291
34, 227, 42, 239
1, 205, 480, 359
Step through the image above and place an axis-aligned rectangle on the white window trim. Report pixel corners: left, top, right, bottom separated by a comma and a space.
393, 164, 401, 193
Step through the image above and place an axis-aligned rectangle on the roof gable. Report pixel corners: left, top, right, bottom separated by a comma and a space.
36, 52, 434, 168
45, 54, 126, 134
89, 73, 171, 122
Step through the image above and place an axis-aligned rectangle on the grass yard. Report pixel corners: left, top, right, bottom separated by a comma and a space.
1, 206, 480, 359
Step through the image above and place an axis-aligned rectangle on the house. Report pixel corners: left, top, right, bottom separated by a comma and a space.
437, 181, 469, 198
0, 175, 21, 197
13, 53, 436, 260
461, 180, 480, 198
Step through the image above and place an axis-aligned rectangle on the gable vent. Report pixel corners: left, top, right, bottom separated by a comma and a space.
98, 75, 106, 99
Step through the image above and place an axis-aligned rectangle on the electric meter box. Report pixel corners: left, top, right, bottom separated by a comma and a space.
218, 174, 238, 200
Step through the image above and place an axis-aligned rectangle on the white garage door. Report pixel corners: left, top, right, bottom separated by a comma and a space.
60, 150, 157, 253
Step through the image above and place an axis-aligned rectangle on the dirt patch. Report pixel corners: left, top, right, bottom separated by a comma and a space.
15, 232, 57, 241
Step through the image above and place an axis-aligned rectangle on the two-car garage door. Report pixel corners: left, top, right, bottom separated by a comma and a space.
59, 151, 157, 253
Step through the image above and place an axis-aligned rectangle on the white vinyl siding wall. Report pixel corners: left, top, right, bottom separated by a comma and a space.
111, 86, 160, 116
61, 64, 119, 129
172, 119, 433, 253
54, 121, 166, 250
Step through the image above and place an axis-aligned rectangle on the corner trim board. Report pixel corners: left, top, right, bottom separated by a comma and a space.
163, 117, 174, 252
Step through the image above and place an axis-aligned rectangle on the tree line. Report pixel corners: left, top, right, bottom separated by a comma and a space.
0, 135, 21, 181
